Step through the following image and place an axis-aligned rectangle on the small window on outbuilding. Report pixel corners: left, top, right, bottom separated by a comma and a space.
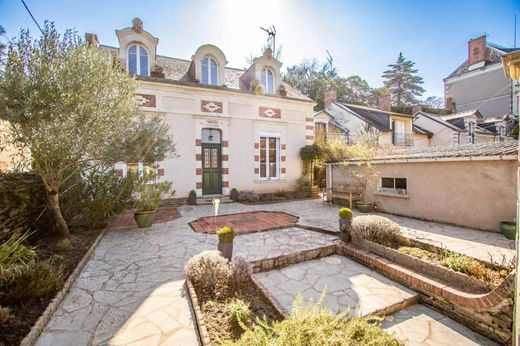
381, 177, 407, 194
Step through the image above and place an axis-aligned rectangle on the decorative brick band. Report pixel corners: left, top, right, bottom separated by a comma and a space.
281, 168, 286, 174
222, 181, 229, 188
222, 155, 228, 161
221, 168, 229, 174
306, 125, 315, 130
259, 106, 281, 119
196, 154, 202, 161
281, 144, 286, 150
281, 156, 286, 162
196, 168, 202, 175
157, 169, 165, 177
135, 93, 156, 107
195, 139, 202, 146
254, 168, 259, 174
305, 117, 314, 122
254, 143, 259, 149
306, 135, 315, 140
222, 140, 228, 147
254, 155, 259, 161
201, 100, 223, 113
196, 182, 202, 189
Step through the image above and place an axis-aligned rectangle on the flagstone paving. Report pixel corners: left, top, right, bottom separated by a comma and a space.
382, 304, 498, 346
36, 199, 510, 345
254, 255, 419, 317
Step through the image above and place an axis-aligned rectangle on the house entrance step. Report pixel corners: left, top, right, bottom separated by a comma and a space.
253, 254, 418, 318
196, 196, 233, 205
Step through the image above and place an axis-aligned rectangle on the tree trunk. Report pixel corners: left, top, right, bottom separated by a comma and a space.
47, 190, 71, 238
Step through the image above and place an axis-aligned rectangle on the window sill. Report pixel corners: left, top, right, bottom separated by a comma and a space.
373, 191, 409, 199
254, 179, 287, 184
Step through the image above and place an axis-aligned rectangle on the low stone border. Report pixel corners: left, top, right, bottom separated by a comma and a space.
353, 238, 491, 293
339, 243, 513, 344
185, 279, 212, 346
250, 244, 336, 273
20, 227, 109, 346
250, 275, 289, 318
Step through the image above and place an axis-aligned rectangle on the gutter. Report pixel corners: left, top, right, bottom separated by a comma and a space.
325, 154, 517, 165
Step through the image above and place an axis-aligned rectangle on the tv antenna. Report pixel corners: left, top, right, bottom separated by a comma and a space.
260, 25, 276, 56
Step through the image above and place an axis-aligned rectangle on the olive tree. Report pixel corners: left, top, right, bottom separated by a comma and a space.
0, 23, 175, 238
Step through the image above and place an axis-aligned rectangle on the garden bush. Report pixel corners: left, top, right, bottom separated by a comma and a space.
185, 250, 233, 299
222, 293, 402, 346
238, 190, 260, 202
350, 215, 401, 246
228, 298, 251, 332
0, 231, 37, 283
230, 256, 252, 288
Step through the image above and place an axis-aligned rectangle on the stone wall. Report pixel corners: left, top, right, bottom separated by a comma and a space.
0, 173, 51, 241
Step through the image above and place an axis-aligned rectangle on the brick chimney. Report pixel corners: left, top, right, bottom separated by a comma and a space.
378, 93, 392, 112
323, 86, 337, 109
468, 36, 487, 66
412, 105, 422, 115
445, 97, 454, 111
85, 33, 99, 47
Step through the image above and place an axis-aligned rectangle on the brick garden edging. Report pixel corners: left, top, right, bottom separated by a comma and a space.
338, 242, 513, 344
20, 227, 109, 346
185, 279, 211, 346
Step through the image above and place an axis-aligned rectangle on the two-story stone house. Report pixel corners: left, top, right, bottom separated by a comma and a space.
95, 18, 315, 198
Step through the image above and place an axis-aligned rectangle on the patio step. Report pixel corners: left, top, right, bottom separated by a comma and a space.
196, 196, 233, 205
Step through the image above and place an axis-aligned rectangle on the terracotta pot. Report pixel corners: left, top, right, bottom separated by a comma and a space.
218, 242, 233, 260
134, 210, 156, 228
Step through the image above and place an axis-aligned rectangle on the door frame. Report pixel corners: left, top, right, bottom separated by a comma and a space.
201, 142, 222, 195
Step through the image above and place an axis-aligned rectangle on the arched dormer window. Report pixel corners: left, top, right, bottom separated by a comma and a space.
201, 57, 218, 85
128, 44, 149, 76
261, 68, 274, 94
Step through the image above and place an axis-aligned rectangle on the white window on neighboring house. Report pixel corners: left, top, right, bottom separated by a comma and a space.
381, 177, 407, 194
128, 44, 149, 76
201, 57, 218, 85
453, 131, 460, 144
466, 122, 475, 144
261, 68, 274, 94
498, 125, 506, 137
259, 136, 280, 180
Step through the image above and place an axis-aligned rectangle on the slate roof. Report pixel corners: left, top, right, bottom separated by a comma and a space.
336, 103, 413, 132
100, 45, 312, 102
416, 111, 463, 131
445, 43, 520, 80
336, 140, 517, 163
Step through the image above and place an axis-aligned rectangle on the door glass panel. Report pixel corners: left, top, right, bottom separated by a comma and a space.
260, 138, 267, 178
203, 148, 210, 168
211, 148, 218, 168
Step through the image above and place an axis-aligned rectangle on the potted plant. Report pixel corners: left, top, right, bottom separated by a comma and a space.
189, 189, 197, 205
295, 174, 312, 198
356, 201, 374, 213
500, 221, 516, 240
217, 226, 234, 260
338, 207, 353, 242
230, 188, 239, 202
134, 179, 173, 228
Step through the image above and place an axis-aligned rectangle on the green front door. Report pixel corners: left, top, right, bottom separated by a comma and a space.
202, 143, 222, 195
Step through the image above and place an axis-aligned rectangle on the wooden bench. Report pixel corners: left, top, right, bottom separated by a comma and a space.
327, 183, 364, 208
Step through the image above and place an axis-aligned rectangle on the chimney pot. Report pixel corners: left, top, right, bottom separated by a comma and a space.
412, 105, 423, 115
84, 33, 99, 47
323, 86, 337, 109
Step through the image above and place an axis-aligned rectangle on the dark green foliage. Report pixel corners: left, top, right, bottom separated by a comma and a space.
0, 231, 37, 283
382, 52, 425, 106
299, 144, 322, 162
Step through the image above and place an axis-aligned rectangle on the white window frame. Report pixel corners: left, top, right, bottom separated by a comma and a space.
466, 121, 475, 144
201, 57, 219, 86
258, 132, 280, 181
261, 68, 274, 94
127, 44, 150, 77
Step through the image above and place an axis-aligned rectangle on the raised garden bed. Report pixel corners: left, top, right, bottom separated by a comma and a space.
0, 228, 104, 346
186, 276, 283, 345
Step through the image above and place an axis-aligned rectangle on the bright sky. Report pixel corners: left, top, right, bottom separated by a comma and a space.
1, 0, 518, 98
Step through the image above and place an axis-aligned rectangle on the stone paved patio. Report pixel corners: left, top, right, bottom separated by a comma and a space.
254, 255, 418, 317
382, 304, 498, 346
36, 200, 511, 345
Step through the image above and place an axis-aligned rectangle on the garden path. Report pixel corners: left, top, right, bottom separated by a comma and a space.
36, 199, 511, 345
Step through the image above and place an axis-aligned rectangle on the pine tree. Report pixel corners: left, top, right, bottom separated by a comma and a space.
382, 52, 425, 106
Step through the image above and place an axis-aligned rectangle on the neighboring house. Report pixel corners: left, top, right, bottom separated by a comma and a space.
95, 18, 315, 198
444, 35, 519, 133
314, 87, 431, 147
325, 140, 517, 232
413, 109, 498, 146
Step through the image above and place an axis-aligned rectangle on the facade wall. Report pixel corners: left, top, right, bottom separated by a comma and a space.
135, 81, 314, 197
330, 159, 516, 232
414, 113, 458, 146
445, 65, 512, 118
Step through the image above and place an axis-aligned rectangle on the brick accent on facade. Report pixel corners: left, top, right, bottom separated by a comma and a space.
254, 168, 259, 174
306, 125, 315, 130
281, 144, 286, 150
135, 94, 156, 107
222, 181, 229, 188
196, 168, 202, 175
196, 154, 202, 161
195, 139, 202, 146
222, 155, 228, 161
196, 182, 202, 189
254, 143, 259, 149
259, 106, 281, 119
201, 100, 223, 113
281, 168, 286, 173
306, 135, 314, 140
254, 155, 259, 161
305, 117, 314, 122
222, 140, 229, 147
157, 169, 165, 177
221, 168, 229, 174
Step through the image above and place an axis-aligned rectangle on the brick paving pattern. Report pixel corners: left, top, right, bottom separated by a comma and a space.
189, 211, 298, 234
108, 207, 181, 228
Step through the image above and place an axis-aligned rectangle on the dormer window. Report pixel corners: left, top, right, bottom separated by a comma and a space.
128, 44, 149, 76
201, 57, 218, 86
261, 68, 274, 94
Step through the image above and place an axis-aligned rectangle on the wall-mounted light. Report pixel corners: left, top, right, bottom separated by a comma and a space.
208, 129, 214, 141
